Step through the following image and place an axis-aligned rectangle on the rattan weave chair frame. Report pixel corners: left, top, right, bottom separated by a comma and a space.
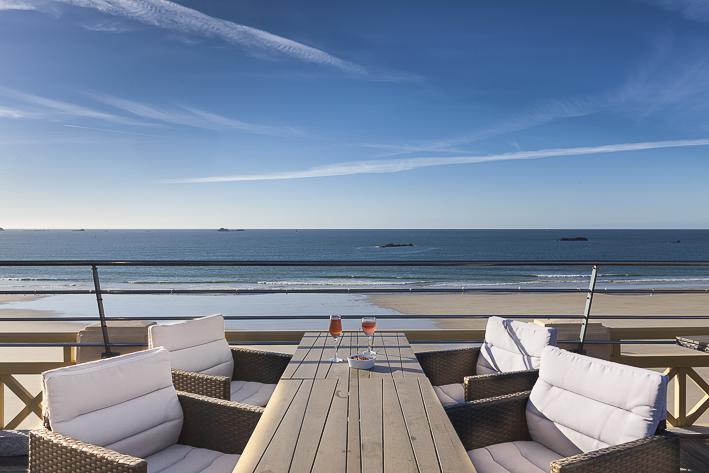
28, 391, 262, 473
446, 391, 680, 473
416, 346, 539, 402
171, 347, 292, 401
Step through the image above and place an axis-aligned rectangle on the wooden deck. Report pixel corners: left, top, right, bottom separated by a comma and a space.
233, 332, 475, 473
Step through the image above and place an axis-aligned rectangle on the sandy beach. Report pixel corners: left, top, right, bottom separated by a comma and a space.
370, 292, 709, 329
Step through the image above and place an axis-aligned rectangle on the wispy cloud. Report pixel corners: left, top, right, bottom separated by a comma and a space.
81, 20, 131, 33
371, 38, 709, 159
366, 98, 600, 158
0, 87, 154, 126
50, 0, 362, 73
88, 93, 301, 136
0, 0, 37, 11
637, 0, 709, 22
0, 87, 299, 136
165, 137, 709, 183
63, 123, 154, 136
0, 105, 35, 119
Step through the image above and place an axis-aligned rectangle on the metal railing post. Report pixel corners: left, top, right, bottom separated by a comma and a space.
578, 264, 599, 354
91, 265, 118, 358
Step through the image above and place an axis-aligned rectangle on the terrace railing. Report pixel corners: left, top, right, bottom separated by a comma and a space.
1, 259, 709, 428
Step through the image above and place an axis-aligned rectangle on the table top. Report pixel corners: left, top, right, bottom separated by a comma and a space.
234, 331, 476, 473
677, 335, 709, 353
281, 331, 425, 380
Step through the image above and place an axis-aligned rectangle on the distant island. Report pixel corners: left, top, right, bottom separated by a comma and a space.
559, 236, 588, 242
378, 242, 414, 248
217, 228, 245, 232
72, 229, 85, 232
0, 227, 4, 231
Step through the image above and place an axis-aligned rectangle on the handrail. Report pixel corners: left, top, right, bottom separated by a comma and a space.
1, 259, 709, 266
2, 259, 709, 355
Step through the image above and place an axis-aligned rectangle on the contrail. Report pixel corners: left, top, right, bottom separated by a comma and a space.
165, 137, 709, 183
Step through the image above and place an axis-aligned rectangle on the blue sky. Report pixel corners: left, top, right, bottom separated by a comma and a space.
1, 0, 709, 228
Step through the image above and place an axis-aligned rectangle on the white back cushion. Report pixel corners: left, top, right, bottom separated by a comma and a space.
526, 346, 668, 456
43, 348, 183, 459
476, 317, 557, 374
148, 315, 234, 378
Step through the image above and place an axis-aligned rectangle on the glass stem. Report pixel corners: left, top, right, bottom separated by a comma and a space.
368, 335, 373, 353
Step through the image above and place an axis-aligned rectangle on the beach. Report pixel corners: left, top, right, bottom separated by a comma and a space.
370, 292, 709, 329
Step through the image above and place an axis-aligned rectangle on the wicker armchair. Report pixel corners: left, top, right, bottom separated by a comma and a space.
30, 392, 262, 473
416, 317, 556, 406
149, 315, 292, 406
171, 346, 292, 401
29, 348, 262, 473
445, 347, 679, 473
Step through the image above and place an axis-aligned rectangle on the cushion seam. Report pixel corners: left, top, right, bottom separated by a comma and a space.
151, 445, 193, 473
104, 417, 183, 453
50, 385, 175, 424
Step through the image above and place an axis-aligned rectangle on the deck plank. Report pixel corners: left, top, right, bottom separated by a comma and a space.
359, 377, 384, 473
253, 379, 314, 473
382, 377, 418, 472
418, 377, 477, 473
381, 333, 403, 378
289, 378, 338, 472
281, 333, 320, 380
394, 377, 442, 473
311, 378, 349, 473
233, 380, 303, 473
367, 334, 393, 379
292, 333, 327, 380
346, 359, 362, 473
397, 333, 424, 377
316, 332, 346, 379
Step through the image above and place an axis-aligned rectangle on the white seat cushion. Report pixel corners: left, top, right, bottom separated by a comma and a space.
149, 315, 234, 378
432, 383, 465, 407
230, 380, 277, 407
526, 346, 668, 457
42, 348, 183, 459
468, 441, 562, 473
146, 444, 239, 473
476, 317, 557, 375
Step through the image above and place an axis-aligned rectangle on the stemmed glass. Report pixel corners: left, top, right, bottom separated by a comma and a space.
361, 316, 377, 356
329, 314, 344, 362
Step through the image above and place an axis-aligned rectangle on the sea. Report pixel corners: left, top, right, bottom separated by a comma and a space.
0, 229, 707, 329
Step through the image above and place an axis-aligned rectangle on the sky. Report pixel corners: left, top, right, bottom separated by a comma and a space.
1, 0, 709, 229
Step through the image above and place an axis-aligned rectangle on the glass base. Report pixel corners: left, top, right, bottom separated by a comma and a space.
329, 356, 344, 363
364, 349, 376, 356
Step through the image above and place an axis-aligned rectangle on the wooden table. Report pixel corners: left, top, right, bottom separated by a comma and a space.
234, 332, 476, 473
677, 335, 709, 353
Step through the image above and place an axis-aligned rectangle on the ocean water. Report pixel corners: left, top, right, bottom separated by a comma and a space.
0, 229, 707, 327
1, 229, 708, 289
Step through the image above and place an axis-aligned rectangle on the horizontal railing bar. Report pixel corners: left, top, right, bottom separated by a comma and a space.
2, 259, 709, 267
0, 315, 584, 322
408, 339, 679, 345
2, 288, 709, 296
5, 314, 709, 322
0, 339, 680, 348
